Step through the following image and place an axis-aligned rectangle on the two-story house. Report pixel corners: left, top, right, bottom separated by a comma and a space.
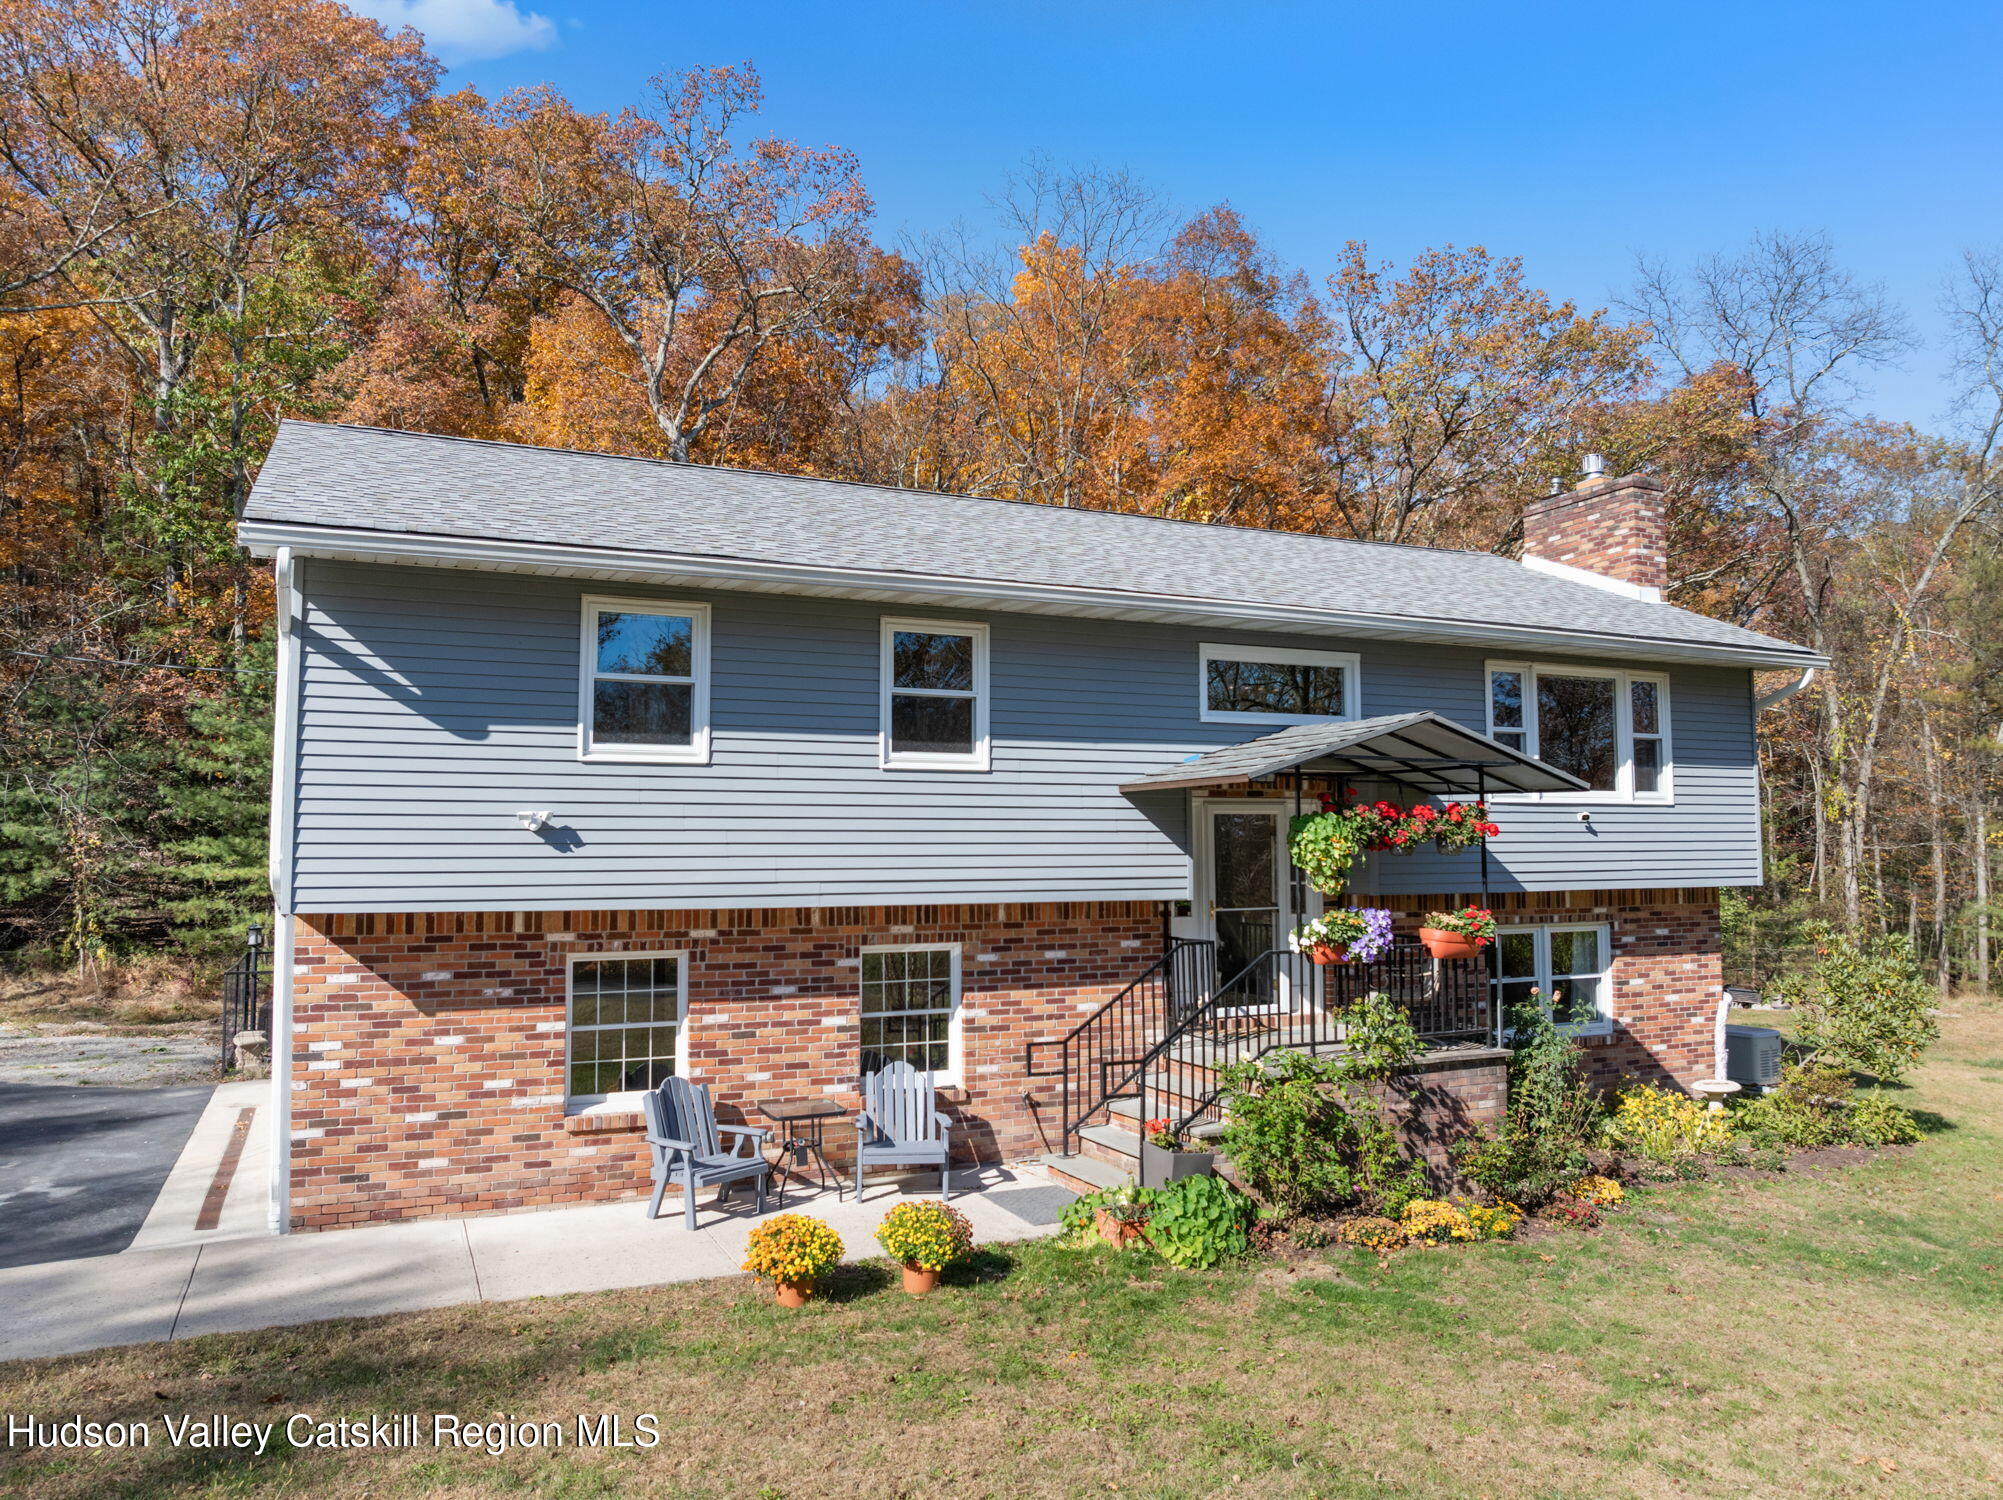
238, 421, 1824, 1232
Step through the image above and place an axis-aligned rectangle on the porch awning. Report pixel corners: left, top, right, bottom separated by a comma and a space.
1118, 711, 1589, 797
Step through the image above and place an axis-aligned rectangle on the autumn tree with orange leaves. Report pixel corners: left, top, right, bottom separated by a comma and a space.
0, 8, 1994, 991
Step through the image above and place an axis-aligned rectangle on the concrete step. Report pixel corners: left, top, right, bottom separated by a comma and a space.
1078, 1122, 1141, 1161
1037, 1152, 1130, 1195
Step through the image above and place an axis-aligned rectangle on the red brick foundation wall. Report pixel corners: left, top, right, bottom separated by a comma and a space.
1382, 890, 1722, 1090
285, 903, 1163, 1232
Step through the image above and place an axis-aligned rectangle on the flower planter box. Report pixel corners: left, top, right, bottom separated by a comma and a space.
1140, 1141, 1216, 1184
1418, 927, 1482, 960
1309, 943, 1350, 965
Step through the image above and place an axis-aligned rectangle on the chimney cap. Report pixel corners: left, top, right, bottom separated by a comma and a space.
1581, 453, 1607, 481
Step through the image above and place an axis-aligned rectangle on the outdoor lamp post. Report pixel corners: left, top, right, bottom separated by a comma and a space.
246, 919, 263, 953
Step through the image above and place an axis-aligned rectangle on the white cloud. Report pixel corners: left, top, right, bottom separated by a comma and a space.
351, 0, 557, 62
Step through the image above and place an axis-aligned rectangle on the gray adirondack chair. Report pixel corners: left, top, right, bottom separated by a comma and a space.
644, 1076, 772, 1229
854, 1061, 953, 1201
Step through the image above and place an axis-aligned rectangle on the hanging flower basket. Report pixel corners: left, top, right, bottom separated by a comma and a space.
1419, 906, 1497, 959
1288, 909, 1393, 965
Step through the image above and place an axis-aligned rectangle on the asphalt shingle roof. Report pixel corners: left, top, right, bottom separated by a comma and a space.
242, 421, 1822, 666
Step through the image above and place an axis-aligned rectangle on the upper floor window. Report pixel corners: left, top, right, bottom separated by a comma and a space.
1200, 643, 1361, 725
1486, 661, 1671, 801
579, 596, 711, 764
881, 618, 989, 770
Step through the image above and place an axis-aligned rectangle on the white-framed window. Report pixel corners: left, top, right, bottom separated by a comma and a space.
1485, 661, 1672, 802
565, 951, 688, 1106
880, 617, 989, 770
1491, 923, 1612, 1035
1199, 643, 1361, 725
578, 596, 711, 763
859, 943, 962, 1081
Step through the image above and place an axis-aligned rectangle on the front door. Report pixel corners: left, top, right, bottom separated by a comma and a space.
1198, 803, 1304, 1003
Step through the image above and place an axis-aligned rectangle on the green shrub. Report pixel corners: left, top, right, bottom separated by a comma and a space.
1732, 1061, 1853, 1148
1217, 1049, 1427, 1218
1331, 989, 1424, 1084
1145, 1174, 1252, 1268
1770, 925, 1939, 1082
1848, 1093, 1921, 1146
1731, 1062, 1922, 1150
1453, 997, 1598, 1206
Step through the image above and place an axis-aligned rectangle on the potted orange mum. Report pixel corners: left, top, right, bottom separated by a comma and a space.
742, 1213, 844, 1307
874, 1201, 974, 1295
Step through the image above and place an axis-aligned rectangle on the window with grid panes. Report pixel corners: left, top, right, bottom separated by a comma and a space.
859, 946, 957, 1076
567, 955, 685, 1100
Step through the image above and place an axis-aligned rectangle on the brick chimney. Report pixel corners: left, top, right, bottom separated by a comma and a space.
1521, 456, 1667, 601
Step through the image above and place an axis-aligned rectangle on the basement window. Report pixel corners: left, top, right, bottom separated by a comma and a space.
566, 953, 687, 1106
860, 944, 961, 1082
1492, 924, 1612, 1035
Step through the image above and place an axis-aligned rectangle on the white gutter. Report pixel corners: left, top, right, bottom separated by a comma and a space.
1753, 666, 1818, 711
266, 547, 303, 1235
236, 520, 1829, 674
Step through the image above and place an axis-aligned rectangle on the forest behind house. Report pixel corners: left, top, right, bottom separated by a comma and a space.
1, 0, 1997, 1000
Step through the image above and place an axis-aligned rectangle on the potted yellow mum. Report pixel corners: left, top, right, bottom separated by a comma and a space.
874, 1201, 974, 1295
742, 1213, 844, 1307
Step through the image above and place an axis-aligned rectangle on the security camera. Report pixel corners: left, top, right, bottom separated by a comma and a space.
1577, 810, 1592, 823
516, 810, 551, 832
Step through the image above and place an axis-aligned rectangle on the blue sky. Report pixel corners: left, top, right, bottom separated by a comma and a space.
358, 0, 2003, 431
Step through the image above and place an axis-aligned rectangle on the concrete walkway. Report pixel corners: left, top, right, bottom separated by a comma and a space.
0, 1151, 1075, 1362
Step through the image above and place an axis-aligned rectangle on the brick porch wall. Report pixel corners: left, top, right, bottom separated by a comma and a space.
285, 903, 1162, 1232
1380, 890, 1723, 1090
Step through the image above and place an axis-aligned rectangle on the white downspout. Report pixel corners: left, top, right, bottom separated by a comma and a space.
1754, 666, 1817, 712
266, 547, 303, 1235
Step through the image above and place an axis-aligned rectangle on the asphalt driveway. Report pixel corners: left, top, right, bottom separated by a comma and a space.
0, 1082, 212, 1268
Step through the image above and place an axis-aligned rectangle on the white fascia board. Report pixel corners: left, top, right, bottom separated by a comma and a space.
237, 520, 1829, 672
1521, 552, 1663, 603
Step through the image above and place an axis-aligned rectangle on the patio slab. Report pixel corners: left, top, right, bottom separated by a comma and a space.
0, 1246, 198, 1361
171, 1218, 479, 1340
0, 1161, 1074, 1362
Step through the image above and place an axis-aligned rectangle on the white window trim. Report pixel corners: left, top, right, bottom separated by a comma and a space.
1493, 921, 1614, 1037
578, 595, 712, 765
563, 948, 690, 1114
860, 941, 965, 1084
1199, 642, 1362, 725
1484, 659, 1673, 804
879, 616, 990, 771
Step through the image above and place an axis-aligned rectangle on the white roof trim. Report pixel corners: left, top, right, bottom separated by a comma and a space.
1521, 553, 1663, 603
238, 519, 1829, 671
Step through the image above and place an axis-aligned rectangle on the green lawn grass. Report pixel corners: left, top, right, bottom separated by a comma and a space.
4, 1002, 2000, 1499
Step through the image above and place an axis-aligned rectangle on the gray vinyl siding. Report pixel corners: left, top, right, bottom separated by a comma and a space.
285, 559, 1761, 912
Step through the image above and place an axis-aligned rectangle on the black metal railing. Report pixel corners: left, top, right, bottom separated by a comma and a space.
1139, 943, 1495, 1140
220, 940, 272, 1071
1027, 937, 1493, 1159
1025, 938, 1216, 1152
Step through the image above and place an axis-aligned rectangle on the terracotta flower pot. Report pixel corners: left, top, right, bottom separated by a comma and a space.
901, 1263, 940, 1296
1418, 927, 1481, 960
774, 1279, 813, 1308
1093, 1206, 1147, 1248
1309, 943, 1350, 965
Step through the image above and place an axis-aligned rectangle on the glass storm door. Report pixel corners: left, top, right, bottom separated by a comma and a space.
1204, 807, 1288, 1001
